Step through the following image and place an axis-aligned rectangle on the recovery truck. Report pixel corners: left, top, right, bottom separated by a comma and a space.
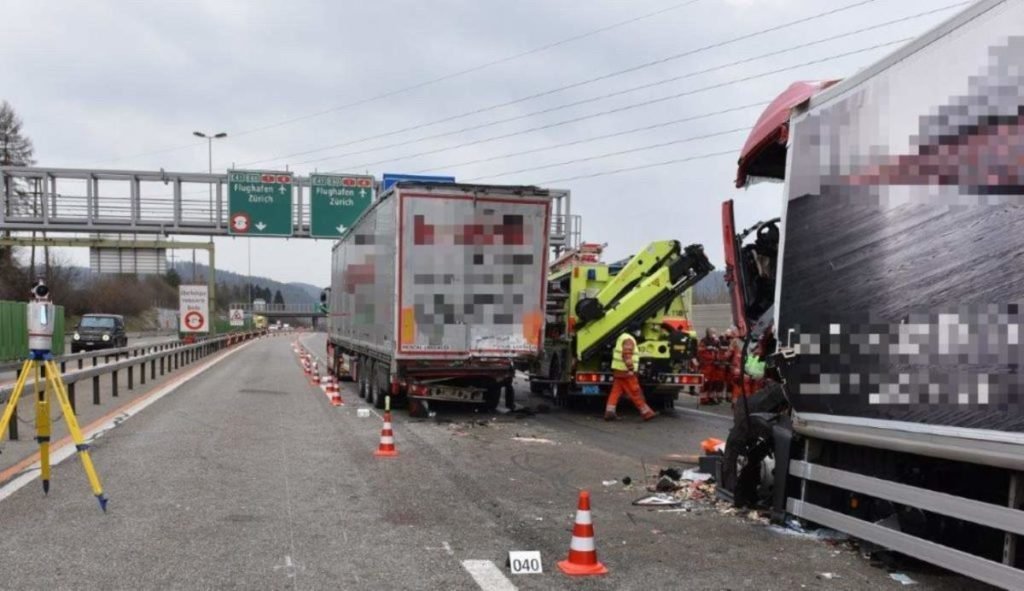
528, 240, 713, 410
324, 181, 553, 416
720, 1, 1024, 587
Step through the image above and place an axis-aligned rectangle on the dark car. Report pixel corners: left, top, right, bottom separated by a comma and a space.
71, 314, 127, 353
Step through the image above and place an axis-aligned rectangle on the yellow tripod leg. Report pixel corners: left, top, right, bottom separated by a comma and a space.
35, 362, 52, 495
0, 360, 32, 441
45, 361, 108, 512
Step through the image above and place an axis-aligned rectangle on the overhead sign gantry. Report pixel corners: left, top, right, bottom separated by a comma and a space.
0, 165, 578, 252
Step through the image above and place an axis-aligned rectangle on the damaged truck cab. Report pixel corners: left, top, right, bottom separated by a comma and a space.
722, 1, 1024, 587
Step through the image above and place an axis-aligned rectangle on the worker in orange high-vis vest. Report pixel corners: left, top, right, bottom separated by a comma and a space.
605, 328, 658, 421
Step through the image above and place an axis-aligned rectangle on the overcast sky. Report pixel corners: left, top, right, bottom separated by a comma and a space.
1, 0, 961, 287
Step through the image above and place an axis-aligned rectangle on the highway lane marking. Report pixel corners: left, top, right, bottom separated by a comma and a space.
461, 560, 518, 591
0, 338, 261, 503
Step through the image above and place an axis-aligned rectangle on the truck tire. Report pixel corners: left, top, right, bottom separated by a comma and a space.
408, 397, 429, 418
362, 359, 373, 402
482, 386, 501, 412
373, 365, 387, 410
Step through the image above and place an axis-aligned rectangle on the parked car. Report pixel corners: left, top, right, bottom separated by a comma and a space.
71, 314, 127, 353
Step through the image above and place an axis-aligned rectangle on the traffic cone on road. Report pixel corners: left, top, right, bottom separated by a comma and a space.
374, 411, 398, 457
327, 377, 344, 406
310, 364, 321, 386
557, 490, 608, 576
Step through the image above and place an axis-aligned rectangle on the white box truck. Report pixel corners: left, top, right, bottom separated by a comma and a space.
324, 181, 552, 415
722, 1, 1024, 587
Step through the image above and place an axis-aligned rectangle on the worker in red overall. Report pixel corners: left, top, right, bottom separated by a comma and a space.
697, 329, 721, 404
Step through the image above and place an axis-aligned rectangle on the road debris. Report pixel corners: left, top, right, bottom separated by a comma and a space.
511, 436, 557, 445
681, 468, 713, 482
622, 476, 632, 486
632, 493, 683, 507
661, 453, 700, 464
817, 572, 839, 580
701, 437, 725, 454
602, 480, 618, 487
889, 573, 917, 585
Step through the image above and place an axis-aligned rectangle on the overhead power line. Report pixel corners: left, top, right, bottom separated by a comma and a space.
243, 0, 893, 168
229, 0, 706, 139
93, 0, 705, 165
412, 103, 768, 173
465, 127, 749, 181
537, 149, 737, 185
277, 4, 958, 172
324, 38, 909, 173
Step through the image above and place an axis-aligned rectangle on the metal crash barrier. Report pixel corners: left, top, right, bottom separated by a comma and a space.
0, 330, 268, 440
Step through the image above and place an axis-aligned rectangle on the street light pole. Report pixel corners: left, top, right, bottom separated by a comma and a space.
192, 130, 227, 334
192, 131, 227, 222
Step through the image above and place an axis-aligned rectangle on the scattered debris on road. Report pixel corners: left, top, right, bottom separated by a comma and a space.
889, 573, 917, 586
661, 453, 700, 464
632, 493, 682, 507
511, 436, 557, 445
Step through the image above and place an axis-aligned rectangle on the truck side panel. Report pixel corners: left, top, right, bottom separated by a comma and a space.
779, 0, 1024, 432
396, 191, 549, 358
329, 194, 397, 358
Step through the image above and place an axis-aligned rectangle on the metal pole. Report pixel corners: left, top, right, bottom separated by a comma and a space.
209, 241, 217, 335
207, 137, 213, 222
247, 237, 252, 328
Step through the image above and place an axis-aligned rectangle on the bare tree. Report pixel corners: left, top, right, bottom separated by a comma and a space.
0, 101, 36, 270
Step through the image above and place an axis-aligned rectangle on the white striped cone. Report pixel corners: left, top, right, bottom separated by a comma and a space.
557, 490, 607, 576
328, 379, 344, 407
374, 411, 398, 457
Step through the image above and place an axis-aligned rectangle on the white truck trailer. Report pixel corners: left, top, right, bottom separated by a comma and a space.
722, 1, 1024, 587
325, 181, 552, 415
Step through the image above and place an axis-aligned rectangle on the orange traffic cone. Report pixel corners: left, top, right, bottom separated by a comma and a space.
327, 378, 344, 407
557, 490, 608, 576
374, 411, 398, 457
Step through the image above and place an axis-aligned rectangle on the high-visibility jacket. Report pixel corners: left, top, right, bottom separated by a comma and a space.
612, 333, 637, 372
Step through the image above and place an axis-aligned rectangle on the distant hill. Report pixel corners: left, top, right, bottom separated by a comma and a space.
693, 269, 729, 303
171, 262, 321, 305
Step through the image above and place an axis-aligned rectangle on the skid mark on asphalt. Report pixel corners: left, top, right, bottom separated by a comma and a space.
462, 560, 518, 591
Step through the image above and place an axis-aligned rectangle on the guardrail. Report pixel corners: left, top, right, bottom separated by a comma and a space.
1, 338, 182, 376
0, 330, 267, 440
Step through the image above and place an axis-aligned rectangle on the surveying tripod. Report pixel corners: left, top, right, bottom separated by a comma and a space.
0, 352, 108, 511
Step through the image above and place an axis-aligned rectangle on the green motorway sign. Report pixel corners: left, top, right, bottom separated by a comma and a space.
227, 170, 293, 236
310, 174, 375, 238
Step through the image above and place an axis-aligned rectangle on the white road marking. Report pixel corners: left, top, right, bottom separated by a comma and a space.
273, 555, 301, 578
0, 339, 259, 504
461, 560, 518, 591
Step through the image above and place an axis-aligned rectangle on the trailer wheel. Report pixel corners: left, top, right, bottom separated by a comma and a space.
357, 359, 368, 399
408, 398, 429, 418
363, 360, 375, 404
373, 365, 387, 410
482, 386, 501, 412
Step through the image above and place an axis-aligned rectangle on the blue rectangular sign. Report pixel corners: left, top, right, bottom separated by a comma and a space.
382, 173, 455, 191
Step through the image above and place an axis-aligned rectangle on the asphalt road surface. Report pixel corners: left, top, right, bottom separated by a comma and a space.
0, 334, 987, 590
